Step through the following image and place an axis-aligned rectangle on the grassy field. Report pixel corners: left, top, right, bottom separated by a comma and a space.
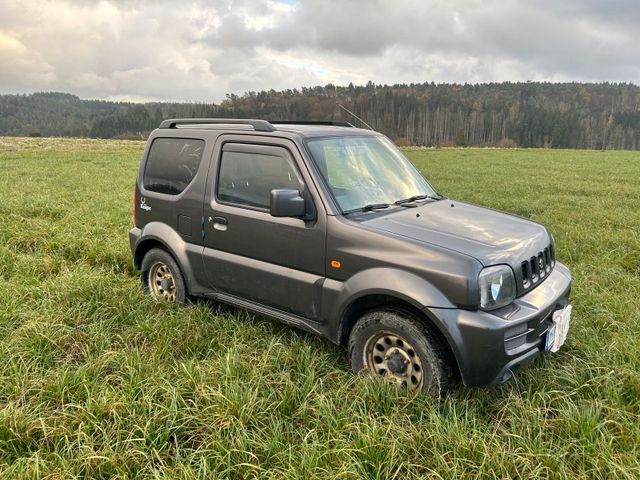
0, 137, 639, 479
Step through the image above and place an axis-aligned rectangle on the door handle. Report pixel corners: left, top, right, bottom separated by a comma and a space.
210, 216, 228, 231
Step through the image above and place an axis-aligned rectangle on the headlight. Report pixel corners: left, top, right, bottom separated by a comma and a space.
479, 265, 516, 310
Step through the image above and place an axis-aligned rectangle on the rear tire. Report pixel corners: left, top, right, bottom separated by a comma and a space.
348, 308, 457, 397
140, 248, 187, 304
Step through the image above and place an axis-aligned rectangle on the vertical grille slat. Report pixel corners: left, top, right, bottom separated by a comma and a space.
521, 262, 531, 289
538, 253, 546, 278
530, 257, 539, 283
520, 244, 554, 291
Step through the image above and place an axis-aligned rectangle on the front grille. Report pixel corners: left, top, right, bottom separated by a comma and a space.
521, 244, 555, 289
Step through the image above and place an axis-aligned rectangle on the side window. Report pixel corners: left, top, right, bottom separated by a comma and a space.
217, 149, 303, 209
143, 138, 204, 195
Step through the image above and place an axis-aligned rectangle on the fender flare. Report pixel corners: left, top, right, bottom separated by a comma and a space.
133, 222, 202, 295
329, 267, 456, 339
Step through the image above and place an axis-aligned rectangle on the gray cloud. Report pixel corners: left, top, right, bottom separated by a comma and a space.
0, 0, 638, 102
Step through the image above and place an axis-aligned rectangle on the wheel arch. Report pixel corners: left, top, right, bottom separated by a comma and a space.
330, 267, 454, 342
133, 222, 202, 296
134, 238, 167, 269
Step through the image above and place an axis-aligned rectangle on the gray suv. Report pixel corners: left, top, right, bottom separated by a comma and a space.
129, 119, 572, 395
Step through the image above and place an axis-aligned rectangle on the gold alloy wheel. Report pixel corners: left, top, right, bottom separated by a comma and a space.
365, 331, 424, 390
149, 261, 176, 301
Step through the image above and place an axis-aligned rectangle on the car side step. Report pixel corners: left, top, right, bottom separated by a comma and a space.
208, 292, 323, 336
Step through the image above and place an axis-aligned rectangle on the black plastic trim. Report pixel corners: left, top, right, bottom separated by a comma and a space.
209, 291, 322, 335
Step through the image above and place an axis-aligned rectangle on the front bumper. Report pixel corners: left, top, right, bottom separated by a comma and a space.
426, 262, 572, 387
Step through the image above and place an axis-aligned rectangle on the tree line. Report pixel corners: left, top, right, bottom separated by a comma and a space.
1, 82, 639, 149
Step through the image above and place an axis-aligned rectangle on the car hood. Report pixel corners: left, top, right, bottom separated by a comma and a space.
362, 200, 551, 268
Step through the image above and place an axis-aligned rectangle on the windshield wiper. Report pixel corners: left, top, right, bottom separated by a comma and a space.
344, 194, 445, 214
394, 194, 444, 205
343, 203, 390, 214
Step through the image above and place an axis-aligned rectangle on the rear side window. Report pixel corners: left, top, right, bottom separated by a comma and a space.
217, 149, 303, 209
143, 138, 204, 195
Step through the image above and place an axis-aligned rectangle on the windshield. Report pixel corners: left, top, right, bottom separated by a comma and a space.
306, 135, 437, 212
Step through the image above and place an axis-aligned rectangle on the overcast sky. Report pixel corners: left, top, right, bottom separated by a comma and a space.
0, 0, 638, 102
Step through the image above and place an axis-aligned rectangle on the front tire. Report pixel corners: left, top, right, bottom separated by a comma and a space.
140, 248, 186, 303
348, 308, 456, 396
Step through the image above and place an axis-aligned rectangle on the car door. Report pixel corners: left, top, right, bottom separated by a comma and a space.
201, 136, 327, 320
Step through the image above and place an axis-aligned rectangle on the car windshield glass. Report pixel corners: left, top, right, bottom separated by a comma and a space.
306, 135, 437, 212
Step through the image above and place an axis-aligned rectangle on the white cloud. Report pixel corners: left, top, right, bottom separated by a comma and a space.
0, 32, 56, 87
0, 0, 638, 101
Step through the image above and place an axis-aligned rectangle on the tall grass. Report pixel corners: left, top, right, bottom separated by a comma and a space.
0, 138, 638, 478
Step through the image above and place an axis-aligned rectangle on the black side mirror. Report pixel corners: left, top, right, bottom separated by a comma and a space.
270, 189, 306, 218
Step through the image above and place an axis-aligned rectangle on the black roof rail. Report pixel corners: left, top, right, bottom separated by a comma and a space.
271, 120, 354, 128
158, 118, 276, 132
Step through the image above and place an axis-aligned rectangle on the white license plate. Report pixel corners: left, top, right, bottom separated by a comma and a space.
545, 304, 572, 352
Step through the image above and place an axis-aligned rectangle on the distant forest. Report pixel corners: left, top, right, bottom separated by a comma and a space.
1, 82, 639, 149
